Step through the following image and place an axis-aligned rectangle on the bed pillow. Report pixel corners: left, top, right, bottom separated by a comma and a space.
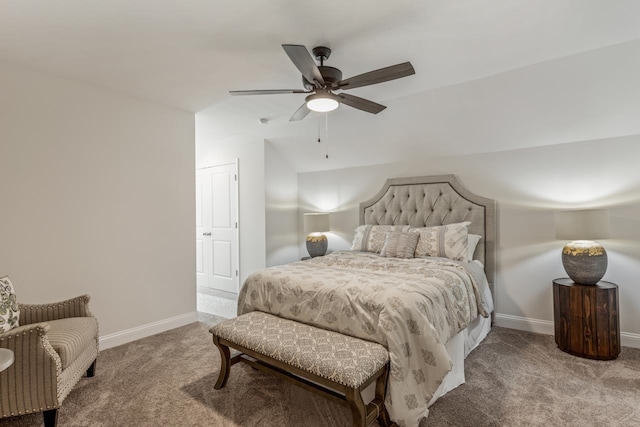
380, 230, 420, 259
351, 225, 411, 253
467, 234, 482, 261
413, 221, 471, 261
0, 276, 20, 333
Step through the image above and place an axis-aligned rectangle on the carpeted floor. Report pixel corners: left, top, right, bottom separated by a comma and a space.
1, 320, 639, 427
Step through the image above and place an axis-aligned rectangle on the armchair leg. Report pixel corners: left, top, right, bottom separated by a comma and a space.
86, 359, 97, 377
43, 409, 58, 427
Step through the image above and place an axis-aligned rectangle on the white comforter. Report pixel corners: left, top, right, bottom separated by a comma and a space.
237, 251, 489, 427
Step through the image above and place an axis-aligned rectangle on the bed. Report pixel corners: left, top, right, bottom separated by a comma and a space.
237, 175, 496, 427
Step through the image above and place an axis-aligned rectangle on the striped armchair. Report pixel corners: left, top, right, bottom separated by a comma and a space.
0, 295, 99, 427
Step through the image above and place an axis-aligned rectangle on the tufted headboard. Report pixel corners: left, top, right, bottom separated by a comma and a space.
359, 175, 496, 287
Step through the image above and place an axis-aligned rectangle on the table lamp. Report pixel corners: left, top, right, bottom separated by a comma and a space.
303, 213, 330, 257
555, 209, 610, 285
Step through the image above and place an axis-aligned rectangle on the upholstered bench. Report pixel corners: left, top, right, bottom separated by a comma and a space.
209, 311, 391, 427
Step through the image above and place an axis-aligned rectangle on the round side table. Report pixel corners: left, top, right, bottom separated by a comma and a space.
553, 278, 620, 360
0, 348, 14, 372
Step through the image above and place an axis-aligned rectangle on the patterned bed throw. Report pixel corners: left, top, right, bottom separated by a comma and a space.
237, 251, 489, 427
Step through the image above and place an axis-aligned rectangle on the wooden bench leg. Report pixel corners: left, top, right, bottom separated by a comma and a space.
375, 365, 391, 427
212, 335, 231, 389
345, 388, 366, 427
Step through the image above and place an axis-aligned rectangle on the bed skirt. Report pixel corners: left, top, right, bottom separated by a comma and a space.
361, 314, 492, 408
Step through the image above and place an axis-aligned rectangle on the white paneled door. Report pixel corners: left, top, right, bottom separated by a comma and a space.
196, 162, 239, 294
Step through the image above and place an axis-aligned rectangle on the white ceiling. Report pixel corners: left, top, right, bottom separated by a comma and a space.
2, 0, 640, 170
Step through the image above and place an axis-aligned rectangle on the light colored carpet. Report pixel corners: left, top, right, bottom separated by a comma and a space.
197, 287, 238, 319
1, 322, 639, 427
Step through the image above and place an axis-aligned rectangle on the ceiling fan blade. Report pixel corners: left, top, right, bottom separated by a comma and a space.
229, 89, 308, 96
289, 103, 311, 122
338, 62, 415, 90
338, 94, 386, 114
282, 44, 325, 87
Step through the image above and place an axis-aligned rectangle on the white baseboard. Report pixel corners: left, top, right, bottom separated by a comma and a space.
621, 332, 640, 349
494, 313, 554, 335
99, 311, 199, 350
494, 313, 640, 349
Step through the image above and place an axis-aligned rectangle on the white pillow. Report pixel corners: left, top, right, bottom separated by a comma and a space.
413, 222, 470, 261
467, 234, 482, 261
0, 276, 20, 333
351, 225, 411, 253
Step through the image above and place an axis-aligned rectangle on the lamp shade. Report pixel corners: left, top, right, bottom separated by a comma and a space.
555, 209, 610, 241
303, 213, 330, 233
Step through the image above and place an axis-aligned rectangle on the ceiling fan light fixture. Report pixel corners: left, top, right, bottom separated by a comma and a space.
305, 91, 339, 112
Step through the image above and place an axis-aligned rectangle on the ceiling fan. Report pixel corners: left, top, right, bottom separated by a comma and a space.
230, 44, 415, 121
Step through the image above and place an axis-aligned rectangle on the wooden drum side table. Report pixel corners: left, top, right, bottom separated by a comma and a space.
553, 278, 620, 360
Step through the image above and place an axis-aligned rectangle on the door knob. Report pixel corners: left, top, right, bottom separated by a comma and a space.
203, 232, 211, 236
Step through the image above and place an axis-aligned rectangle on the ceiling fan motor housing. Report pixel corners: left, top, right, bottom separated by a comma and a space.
302, 66, 343, 90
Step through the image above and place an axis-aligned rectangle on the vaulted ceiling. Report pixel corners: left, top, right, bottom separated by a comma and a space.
2, 0, 639, 171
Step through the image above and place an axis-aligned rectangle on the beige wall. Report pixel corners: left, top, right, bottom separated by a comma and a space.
0, 62, 196, 338
265, 141, 299, 267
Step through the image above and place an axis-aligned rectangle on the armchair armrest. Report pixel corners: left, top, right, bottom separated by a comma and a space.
18, 294, 93, 325
0, 322, 52, 348
0, 322, 62, 414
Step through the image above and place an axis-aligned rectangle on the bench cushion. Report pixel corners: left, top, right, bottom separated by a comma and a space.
210, 311, 388, 389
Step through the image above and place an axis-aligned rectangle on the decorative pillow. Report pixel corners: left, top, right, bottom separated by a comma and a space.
351, 225, 411, 253
413, 222, 471, 261
0, 276, 20, 333
467, 234, 482, 261
380, 230, 420, 259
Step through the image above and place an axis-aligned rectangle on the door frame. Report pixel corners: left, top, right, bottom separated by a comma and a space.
197, 159, 240, 292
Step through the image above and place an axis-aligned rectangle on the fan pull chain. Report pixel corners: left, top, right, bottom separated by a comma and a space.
325, 112, 329, 159
317, 113, 321, 143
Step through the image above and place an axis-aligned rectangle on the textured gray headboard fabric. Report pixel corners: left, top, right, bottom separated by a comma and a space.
359, 175, 497, 287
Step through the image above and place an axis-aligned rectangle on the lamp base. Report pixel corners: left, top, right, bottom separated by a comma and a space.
306, 233, 328, 258
562, 240, 607, 285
